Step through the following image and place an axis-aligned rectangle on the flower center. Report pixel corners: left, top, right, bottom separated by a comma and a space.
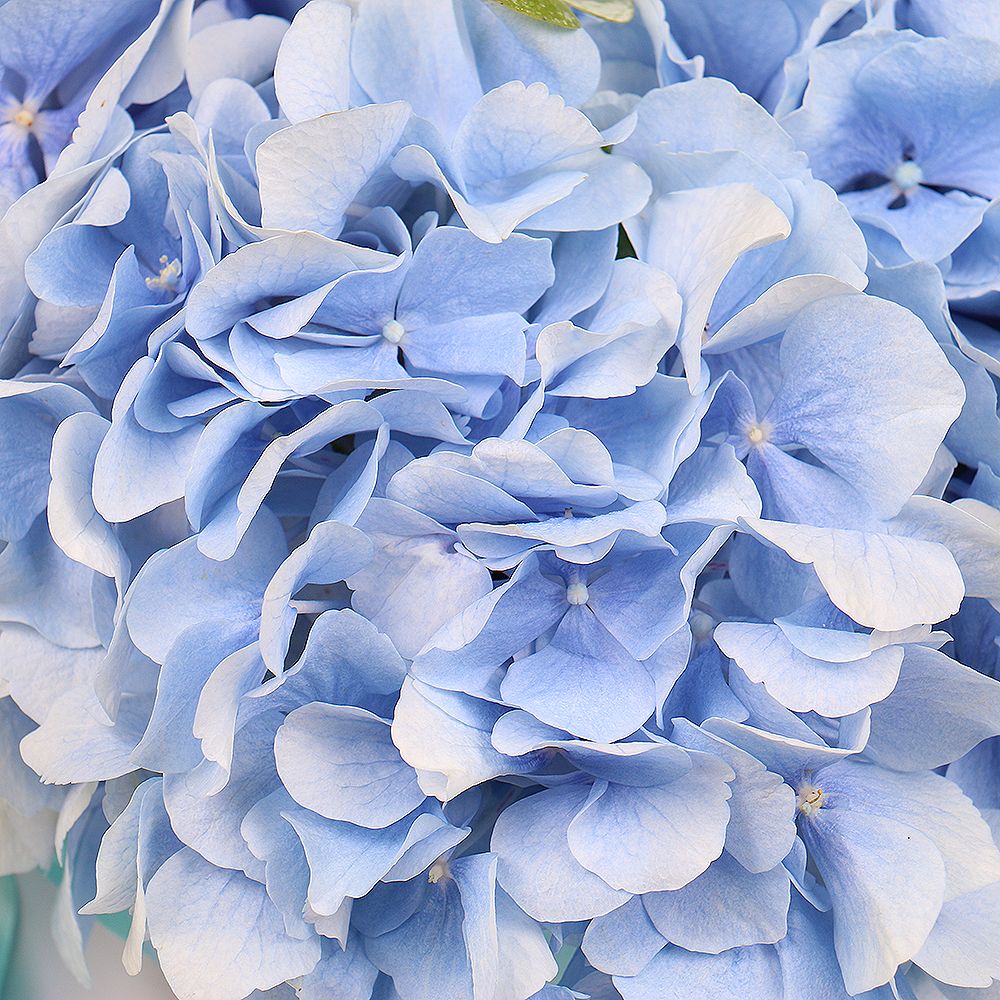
797, 783, 825, 817
745, 422, 768, 447
381, 319, 406, 345
427, 859, 450, 884
145, 255, 182, 293
13, 106, 34, 129
566, 581, 589, 606
892, 160, 923, 193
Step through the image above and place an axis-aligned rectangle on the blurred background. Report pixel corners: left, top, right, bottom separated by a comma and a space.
4, 871, 175, 1000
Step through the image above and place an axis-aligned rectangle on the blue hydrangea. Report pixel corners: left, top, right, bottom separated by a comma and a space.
3, 1, 1000, 999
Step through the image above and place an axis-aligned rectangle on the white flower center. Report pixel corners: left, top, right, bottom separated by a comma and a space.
566, 581, 589, 606
381, 319, 406, 345
745, 422, 768, 447
13, 106, 34, 129
892, 161, 923, 193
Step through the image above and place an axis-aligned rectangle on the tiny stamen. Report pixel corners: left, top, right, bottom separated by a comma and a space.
145, 255, 182, 293
797, 784, 825, 817
427, 859, 450, 884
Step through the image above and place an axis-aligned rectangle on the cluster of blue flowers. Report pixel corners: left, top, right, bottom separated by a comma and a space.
3, 0, 1000, 997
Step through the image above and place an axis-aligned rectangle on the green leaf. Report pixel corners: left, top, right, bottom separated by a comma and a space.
0, 877, 18, 998
568, 0, 634, 22
490, 0, 581, 29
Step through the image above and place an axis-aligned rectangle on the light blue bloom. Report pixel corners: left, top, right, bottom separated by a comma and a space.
145, 846, 321, 1000
584, 0, 701, 97
185, 224, 553, 408
386, 434, 666, 570
347, 498, 494, 659
705, 659, 1000, 992
0, 0, 177, 212
78, 777, 180, 974
714, 596, 937, 716
489, 730, 735, 915
783, 30, 1000, 269
655, 0, 857, 109
797, 763, 1000, 993
401, 522, 731, 743
0, 698, 64, 874
25, 133, 212, 397
354, 853, 557, 1000
615, 77, 870, 385
610, 895, 912, 999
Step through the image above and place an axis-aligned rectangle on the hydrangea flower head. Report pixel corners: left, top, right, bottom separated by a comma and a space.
2, 2, 1000, 1000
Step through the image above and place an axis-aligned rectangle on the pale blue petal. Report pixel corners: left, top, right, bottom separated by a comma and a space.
491, 782, 630, 922
642, 852, 790, 954
864, 646, 1000, 772
567, 751, 733, 894
276, 703, 425, 828
257, 104, 411, 237
391, 679, 543, 800
582, 896, 667, 977
146, 847, 320, 1000
614, 944, 783, 1000
274, 1, 351, 123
